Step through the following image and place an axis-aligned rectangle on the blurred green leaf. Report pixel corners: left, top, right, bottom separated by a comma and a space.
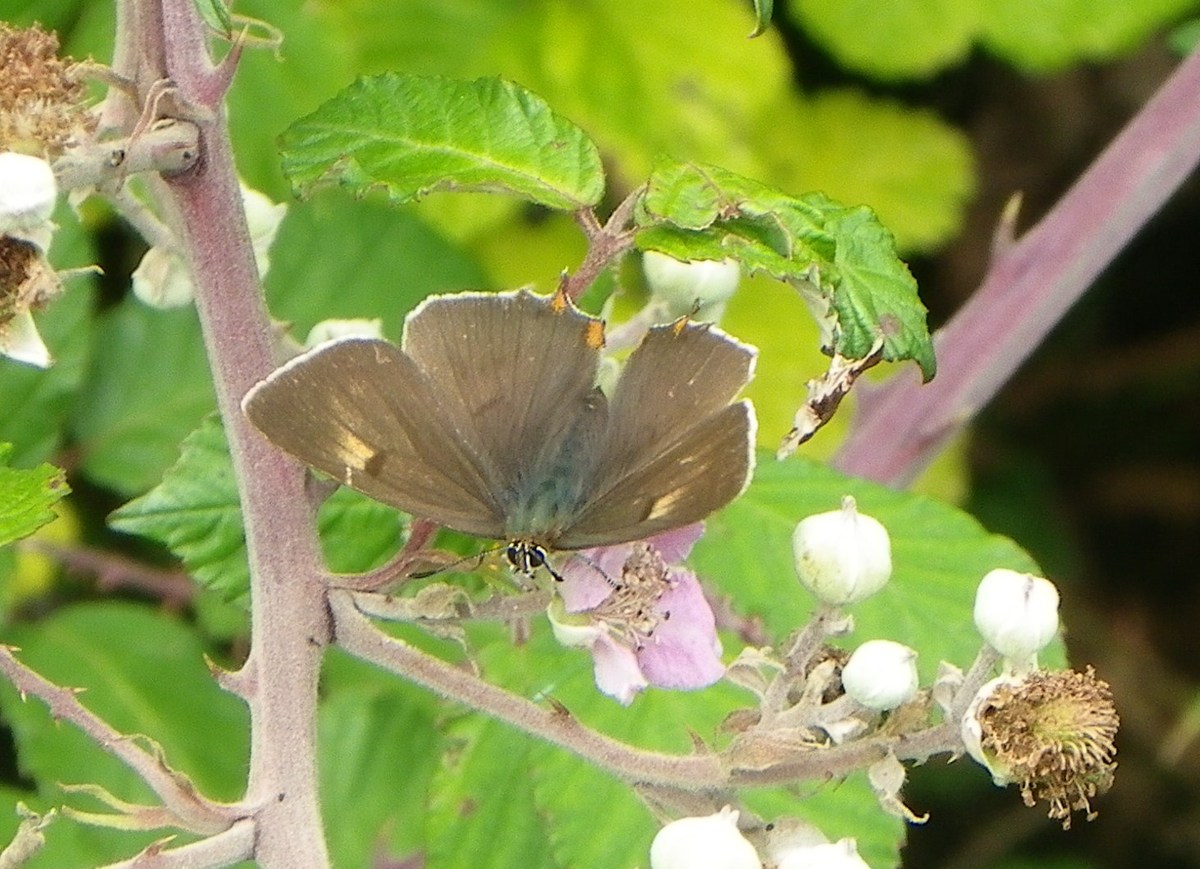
694, 455, 1064, 680
788, 0, 975, 80
264, 190, 489, 339
427, 715, 560, 869
71, 193, 483, 497
193, 0, 233, 36
1170, 16, 1200, 53
108, 417, 404, 603
788, 0, 1194, 77
752, 89, 975, 255
637, 159, 936, 380
0, 217, 95, 468
227, 0, 358, 196
0, 603, 248, 863
70, 300, 215, 496
0, 445, 68, 548
977, 0, 1199, 71
280, 74, 605, 211
315, 0, 793, 188
750, 0, 775, 36
319, 657, 441, 869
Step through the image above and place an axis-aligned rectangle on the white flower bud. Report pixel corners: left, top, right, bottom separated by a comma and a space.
643, 251, 740, 320
973, 569, 1059, 664
243, 185, 287, 276
842, 639, 918, 711
792, 496, 891, 605
0, 152, 58, 238
130, 184, 286, 309
305, 318, 384, 348
131, 246, 194, 308
650, 807, 762, 869
777, 838, 870, 869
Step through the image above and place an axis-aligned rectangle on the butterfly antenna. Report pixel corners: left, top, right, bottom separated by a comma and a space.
408, 545, 499, 579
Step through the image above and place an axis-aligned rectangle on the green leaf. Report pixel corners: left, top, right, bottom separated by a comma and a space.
470, 621, 903, 868
280, 73, 605, 211
462, 629, 737, 869
108, 417, 404, 603
0, 445, 69, 549
0, 602, 249, 806
743, 773, 903, 868
787, 0, 975, 80
637, 159, 936, 380
264, 189, 489, 340
106, 418, 244, 600
193, 0, 233, 36
319, 654, 441, 869
749, 0, 775, 37
978, 0, 1199, 71
693, 455, 1065, 679
751, 89, 976, 255
69, 300, 215, 496
0, 255, 94, 469
427, 715, 560, 869
315, 0, 793, 187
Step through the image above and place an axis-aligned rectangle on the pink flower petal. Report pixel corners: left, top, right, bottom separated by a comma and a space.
647, 523, 704, 563
591, 632, 649, 705
636, 568, 725, 690
558, 545, 626, 612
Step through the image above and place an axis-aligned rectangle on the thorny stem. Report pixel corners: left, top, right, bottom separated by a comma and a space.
18, 540, 194, 608
113, 0, 331, 864
98, 819, 256, 869
834, 48, 1200, 486
558, 186, 643, 302
0, 647, 236, 834
331, 592, 965, 791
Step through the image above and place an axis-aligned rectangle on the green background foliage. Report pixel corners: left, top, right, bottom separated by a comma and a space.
1, 0, 1192, 865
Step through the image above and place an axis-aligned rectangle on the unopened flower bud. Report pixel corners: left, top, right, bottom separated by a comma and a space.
650, 807, 762, 869
0, 152, 57, 239
842, 639, 918, 711
974, 569, 1059, 664
792, 496, 891, 605
305, 318, 384, 348
777, 837, 870, 869
643, 250, 740, 321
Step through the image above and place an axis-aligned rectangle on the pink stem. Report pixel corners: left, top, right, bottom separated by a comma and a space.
834, 49, 1200, 486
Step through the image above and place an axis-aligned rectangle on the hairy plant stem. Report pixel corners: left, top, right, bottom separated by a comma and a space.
835, 48, 1200, 485
121, 0, 331, 864
331, 592, 964, 790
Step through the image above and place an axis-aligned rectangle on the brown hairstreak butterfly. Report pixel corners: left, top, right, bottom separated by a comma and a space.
242, 289, 756, 572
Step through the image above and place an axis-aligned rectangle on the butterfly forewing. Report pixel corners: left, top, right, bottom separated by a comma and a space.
402, 290, 609, 537
242, 337, 508, 538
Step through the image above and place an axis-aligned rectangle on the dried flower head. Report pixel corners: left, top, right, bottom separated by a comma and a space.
972, 667, 1118, 829
0, 22, 95, 157
0, 235, 61, 366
